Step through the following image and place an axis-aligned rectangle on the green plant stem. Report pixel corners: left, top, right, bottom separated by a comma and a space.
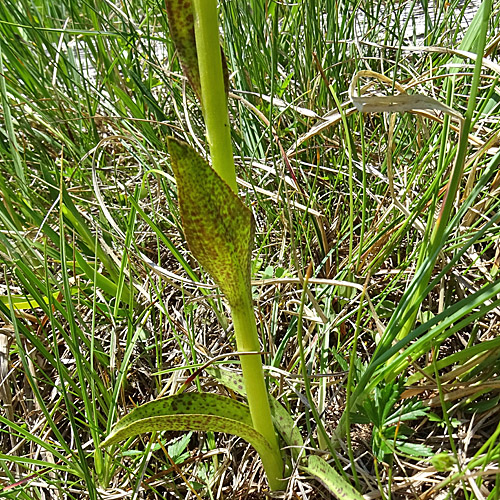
296, 264, 348, 477
344, 281, 367, 491
231, 292, 284, 490
192, 0, 237, 193
431, 344, 470, 500
191, 0, 283, 489
0, 45, 28, 205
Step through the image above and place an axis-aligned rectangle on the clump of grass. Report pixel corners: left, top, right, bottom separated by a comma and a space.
1, 0, 500, 498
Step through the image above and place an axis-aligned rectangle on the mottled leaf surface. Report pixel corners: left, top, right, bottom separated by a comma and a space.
104, 392, 253, 441
303, 455, 364, 500
101, 392, 283, 483
168, 137, 254, 307
164, 0, 201, 101
164, 0, 229, 103
208, 366, 304, 459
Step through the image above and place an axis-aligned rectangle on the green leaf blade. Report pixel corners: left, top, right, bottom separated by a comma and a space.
303, 455, 364, 500
106, 392, 253, 440
101, 393, 285, 488
167, 137, 254, 307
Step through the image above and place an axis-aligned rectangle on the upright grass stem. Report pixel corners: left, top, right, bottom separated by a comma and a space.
331, 2, 494, 444
297, 264, 347, 474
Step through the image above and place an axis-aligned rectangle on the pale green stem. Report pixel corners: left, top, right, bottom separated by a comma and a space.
231, 293, 284, 490
191, 0, 284, 489
192, 0, 237, 193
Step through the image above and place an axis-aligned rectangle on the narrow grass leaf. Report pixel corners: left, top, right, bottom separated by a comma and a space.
0, 290, 77, 310
407, 336, 500, 385
126, 183, 203, 285
0, 452, 77, 475
355, 276, 500, 401
0, 416, 71, 466
0, 45, 27, 201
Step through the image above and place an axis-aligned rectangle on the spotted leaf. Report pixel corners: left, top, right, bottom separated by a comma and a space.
167, 137, 254, 308
303, 455, 364, 500
164, 0, 228, 103
101, 392, 284, 485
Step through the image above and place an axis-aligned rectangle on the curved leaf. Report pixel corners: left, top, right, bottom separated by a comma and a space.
101, 392, 284, 486
207, 366, 305, 459
303, 455, 364, 500
168, 138, 254, 308
104, 392, 252, 441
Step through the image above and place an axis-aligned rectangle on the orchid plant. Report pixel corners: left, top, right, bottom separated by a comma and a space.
101, 1, 368, 497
